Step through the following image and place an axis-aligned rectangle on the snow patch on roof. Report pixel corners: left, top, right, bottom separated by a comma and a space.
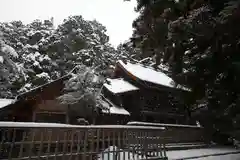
118, 60, 175, 88
0, 99, 15, 109
117, 60, 190, 91
109, 106, 130, 115
103, 78, 139, 94
100, 95, 130, 116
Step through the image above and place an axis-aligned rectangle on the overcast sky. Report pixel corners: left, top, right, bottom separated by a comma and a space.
0, 0, 138, 47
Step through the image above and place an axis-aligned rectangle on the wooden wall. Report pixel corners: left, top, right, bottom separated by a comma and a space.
33, 100, 68, 124
36, 100, 67, 112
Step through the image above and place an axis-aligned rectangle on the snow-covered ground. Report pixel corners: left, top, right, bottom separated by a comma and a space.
167, 147, 240, 160
194, 154, 240, 160
97, 146, 240, 160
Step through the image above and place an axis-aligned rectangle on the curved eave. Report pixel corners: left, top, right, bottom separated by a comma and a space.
116, 60, 190, 92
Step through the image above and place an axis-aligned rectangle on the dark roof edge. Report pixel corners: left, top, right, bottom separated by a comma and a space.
15, 66, 80, 100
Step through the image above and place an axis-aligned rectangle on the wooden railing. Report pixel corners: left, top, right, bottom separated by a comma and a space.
127, 122, 207, 146
0, 122, 167, 160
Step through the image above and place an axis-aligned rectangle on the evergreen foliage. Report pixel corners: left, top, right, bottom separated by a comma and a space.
129, 0, 240, 133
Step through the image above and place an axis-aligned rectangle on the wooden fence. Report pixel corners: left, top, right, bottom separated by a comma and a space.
127, 121, 206, 144
0, 122, 167, 160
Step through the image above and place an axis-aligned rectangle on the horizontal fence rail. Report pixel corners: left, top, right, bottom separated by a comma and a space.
127, 121, 207, 145
0, 122, 167, 160
127, 121, 204, 129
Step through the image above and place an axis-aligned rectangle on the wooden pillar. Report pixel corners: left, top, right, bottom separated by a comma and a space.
175, 118, 178, 124
66, 105, 70, 124
31, 104, 38, 122
32, 111, 36, 122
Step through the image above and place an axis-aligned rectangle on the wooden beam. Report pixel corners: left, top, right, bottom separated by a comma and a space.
35, 111, 67, 115
141, 110, 185, 117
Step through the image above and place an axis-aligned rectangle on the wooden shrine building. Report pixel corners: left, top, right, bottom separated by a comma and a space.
99, 60, 192, 125
0, 61, 192, 125
0, 74, 71, 123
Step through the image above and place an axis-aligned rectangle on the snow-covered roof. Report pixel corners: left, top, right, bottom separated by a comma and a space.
103, 78, 139, 94
118, 60, 174, 87
0, 99, 15, 109
101, 106, 130, 116
117, 60, 189, 91
109, 106, 130, 115
100, 95, 130, 116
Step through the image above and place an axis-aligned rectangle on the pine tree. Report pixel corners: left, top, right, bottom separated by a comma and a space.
129, 0, 240, 133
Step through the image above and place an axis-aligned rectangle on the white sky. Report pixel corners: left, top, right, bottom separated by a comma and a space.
0, 0, 138, 47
